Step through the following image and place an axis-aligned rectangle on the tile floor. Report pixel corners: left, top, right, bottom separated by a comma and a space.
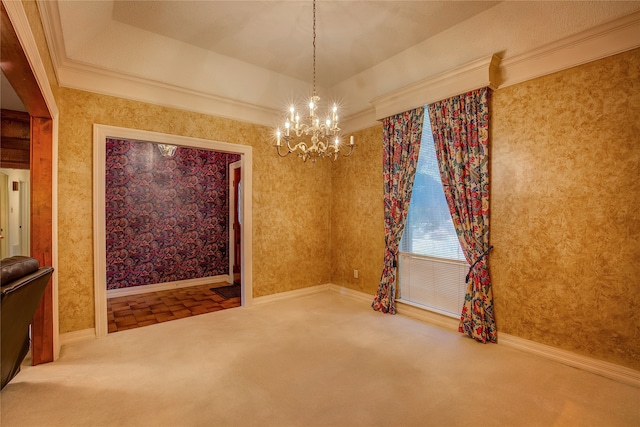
107, 283, 241, 333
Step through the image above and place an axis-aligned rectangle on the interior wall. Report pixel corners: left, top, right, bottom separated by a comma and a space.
54, 86, 332, 333
330, 124, 384, 295
25, 0, 638, 369
490, 48, 640, 370
104, 138, 238, 289
0, 109, 30, 169
22, 0, 330, 335
331, 48, 640, 370
0, 168, 30, 257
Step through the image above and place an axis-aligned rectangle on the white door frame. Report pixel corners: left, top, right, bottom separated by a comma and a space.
93, 124, 253, 338
228, 160, 241, 284
19, 179, 30, 256
0, 173, 9, 259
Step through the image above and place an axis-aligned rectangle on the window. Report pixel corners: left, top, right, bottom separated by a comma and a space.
399, 111, 468, 317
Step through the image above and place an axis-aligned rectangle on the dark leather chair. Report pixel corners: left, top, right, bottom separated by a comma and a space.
1, 256, 54, 390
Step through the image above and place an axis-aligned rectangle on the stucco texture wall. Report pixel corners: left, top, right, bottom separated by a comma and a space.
331, 125, 384, 295
56, 87, 332, 333
24, 0, 640, 369
490, 48, 640, 370
331, 48, 640, 370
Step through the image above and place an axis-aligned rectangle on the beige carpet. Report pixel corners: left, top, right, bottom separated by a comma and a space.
1, 291, 638, 427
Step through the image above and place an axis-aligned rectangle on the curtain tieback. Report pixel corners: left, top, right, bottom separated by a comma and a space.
466, 246, 494, 282
386, 248, 398, 268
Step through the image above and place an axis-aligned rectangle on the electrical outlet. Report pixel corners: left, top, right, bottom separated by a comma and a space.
353, 269, 359, 279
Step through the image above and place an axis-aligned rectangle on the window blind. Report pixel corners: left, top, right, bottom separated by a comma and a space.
398, 109, 468, 317
398, 253, 468, 318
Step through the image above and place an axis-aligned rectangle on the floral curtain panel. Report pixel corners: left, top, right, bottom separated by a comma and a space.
428, 87, 497, 343
372, 107, 424, 314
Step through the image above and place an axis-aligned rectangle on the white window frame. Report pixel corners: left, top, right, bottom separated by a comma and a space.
398, 110, 468, 318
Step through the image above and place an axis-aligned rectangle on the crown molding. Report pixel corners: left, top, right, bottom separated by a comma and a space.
37, 0, 279, 128
56, 61, 279, 127
499, 9, 640, 88
3, 0, 58, 118
370, 54, 500, 121
341, 106, 378, 134
34, 0, 64, 88
37, 0, 640, 132
352, 10, 640, 127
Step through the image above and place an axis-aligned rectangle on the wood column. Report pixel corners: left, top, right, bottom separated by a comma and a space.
2, 2, 56, 365
30, 117, 54, 365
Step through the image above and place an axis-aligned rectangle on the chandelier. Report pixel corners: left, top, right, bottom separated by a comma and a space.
157, 144, 177, 157
275, 0, 355, 162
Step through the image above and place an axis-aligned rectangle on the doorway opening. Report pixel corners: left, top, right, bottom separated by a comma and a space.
0, 169, 30, 258
93, 125, 253, 338
0, 172, 7, 258
103, 141, 243, 333
1, 1, 58, 363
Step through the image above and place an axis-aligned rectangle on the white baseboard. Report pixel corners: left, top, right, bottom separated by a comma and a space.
59, 328, 96, 346
252, 284, 333, 305
325, 285, 640, 388
252, 283, 373, 305
498, 333, 640, 388
395, 299, 460, 331
58, 283, 640, 387
106, 275, 230, 298
328, 284, 374, 304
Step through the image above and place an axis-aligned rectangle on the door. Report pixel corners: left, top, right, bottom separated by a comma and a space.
19, 180, 29, 255
230, 161, 241, 285
0, 173, 8, 258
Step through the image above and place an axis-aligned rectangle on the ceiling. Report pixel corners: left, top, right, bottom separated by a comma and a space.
1, 71, 27, 112
108, 1, 499, 87
6, 1, 640, 127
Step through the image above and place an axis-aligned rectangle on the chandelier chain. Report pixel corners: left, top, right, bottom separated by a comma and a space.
312, 0, 317, 96
273, 0, 355, 162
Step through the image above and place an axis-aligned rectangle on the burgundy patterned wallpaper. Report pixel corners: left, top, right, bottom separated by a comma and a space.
105, 138, 240, 290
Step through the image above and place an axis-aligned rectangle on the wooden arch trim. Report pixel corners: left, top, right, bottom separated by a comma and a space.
1, 2, 54, 364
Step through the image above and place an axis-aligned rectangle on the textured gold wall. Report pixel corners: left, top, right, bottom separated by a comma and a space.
23, 1, 57, 86
25, 0, 331, 334
491, 48, 640, 370
55, 88, 332, 333
23, 0, 640, 369
331, 125, 384, 295
331, 50, 640, 370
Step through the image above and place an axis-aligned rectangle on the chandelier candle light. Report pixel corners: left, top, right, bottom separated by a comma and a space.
275, 0, 355, 162
157, 144, 177, 157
